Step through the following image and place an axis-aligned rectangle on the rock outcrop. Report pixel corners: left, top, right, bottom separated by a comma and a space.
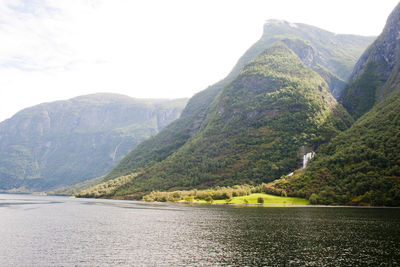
342, 3, 400, 119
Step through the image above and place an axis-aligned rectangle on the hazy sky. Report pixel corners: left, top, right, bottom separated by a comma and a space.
0, 0, 398, 122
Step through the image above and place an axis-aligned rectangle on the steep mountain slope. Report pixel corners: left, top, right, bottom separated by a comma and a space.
272, 89, 400, 206
0, 93, 187, 191
79, 42, 353, 198
342, 3, 400, 119
101, 22, 373, 183
101, 84, 225, 181
234, 20, 374, 98
273, 3, 400, 206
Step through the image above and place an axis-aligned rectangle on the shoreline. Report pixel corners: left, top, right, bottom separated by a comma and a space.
1, 192, 400, 208
151, 200, 400, 209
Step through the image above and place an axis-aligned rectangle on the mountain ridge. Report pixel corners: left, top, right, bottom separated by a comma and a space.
342, 3, 400, 119
0, 93, 187, 191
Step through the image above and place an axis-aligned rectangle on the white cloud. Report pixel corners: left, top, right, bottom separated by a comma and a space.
0, 0, 398, 121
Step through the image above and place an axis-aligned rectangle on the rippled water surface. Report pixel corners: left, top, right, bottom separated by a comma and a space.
0, 194, 399, 266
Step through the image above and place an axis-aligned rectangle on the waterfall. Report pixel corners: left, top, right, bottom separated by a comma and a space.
303, 151, 315, 169
285, 151, 315, 177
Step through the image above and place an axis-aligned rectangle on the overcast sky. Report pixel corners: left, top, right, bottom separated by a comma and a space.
0, 0, 398, 122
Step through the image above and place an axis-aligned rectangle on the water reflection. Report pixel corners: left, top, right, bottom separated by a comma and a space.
0, 194, 399, 266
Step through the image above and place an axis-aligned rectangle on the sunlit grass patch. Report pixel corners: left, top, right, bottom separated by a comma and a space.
179, 193, 309, 205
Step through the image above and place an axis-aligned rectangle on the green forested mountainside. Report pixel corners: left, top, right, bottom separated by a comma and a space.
272, 89, 400, 206
342, 3, 400, 119
272, 3, 400, 206
101, 21, 372, 183
234, 20, 374, 98
76, 174, 136, 199
48, 176, 104, 196
102, 83, 224, 181
81, 43, 353, 198
0, 93, 187, 191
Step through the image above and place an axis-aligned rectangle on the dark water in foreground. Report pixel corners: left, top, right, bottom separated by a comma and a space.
0, 194, 399, 266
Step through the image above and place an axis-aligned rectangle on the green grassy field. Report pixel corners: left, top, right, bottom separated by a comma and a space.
179, 193, 309, 205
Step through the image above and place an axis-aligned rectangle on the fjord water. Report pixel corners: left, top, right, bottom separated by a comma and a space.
0, 194, 399, 266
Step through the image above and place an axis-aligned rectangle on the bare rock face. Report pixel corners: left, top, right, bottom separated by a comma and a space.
352, 4, 400, 82
0, 93, 187, 191
279, 38, 347, 99
234, 21, 374, 100
260, 20, 374, 82
343, 3, 400, 118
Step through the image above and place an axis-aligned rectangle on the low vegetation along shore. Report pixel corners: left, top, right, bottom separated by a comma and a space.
142, 184, 310, 206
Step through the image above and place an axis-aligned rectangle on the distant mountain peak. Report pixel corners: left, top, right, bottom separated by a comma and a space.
263, 19, 298, 30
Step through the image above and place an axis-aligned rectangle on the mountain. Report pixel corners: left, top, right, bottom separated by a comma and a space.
77, 20, 375, 198
342, 3, 400, 119
271, 3, 400, 206
234, 20, 374, 98
0, 93, 187, 191
109, 43, 352, 195
97, 21, 373, 186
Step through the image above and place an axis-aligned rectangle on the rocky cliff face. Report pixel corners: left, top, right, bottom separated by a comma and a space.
351, 5, 400, 82
342, 3, 400, 119
0, 93, 187, 191
236, 20, 374, 86
279, 38, 348, 99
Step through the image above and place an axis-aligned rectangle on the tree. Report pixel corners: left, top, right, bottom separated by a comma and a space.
205, 195, 213, 203
309, 193, 319, 204
225, 198, 232, 204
